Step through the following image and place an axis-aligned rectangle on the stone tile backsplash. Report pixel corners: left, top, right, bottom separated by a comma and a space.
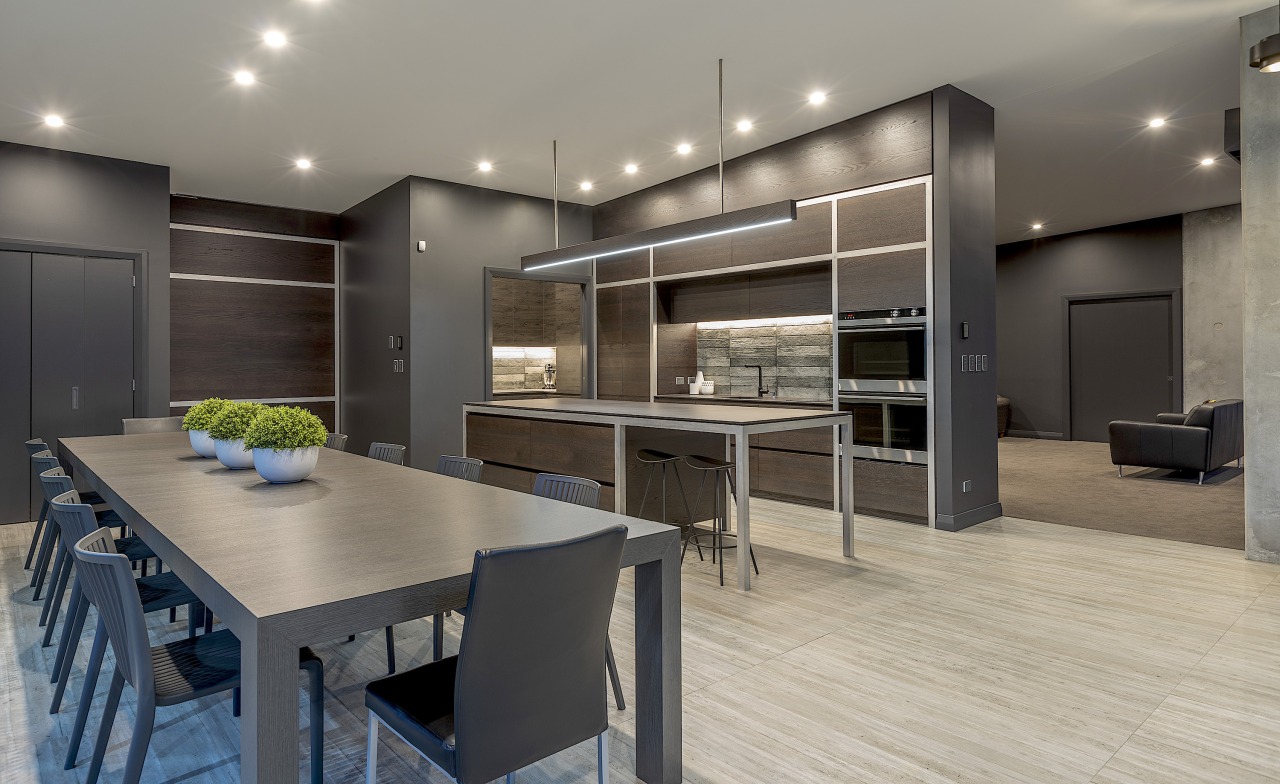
696, 322, 833, 400
493, 348, 557, 390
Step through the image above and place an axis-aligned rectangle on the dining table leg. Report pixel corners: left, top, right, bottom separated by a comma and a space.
633, 532, 682, 783
239, 620, 301, 783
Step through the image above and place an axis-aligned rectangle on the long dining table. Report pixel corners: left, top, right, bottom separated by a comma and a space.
58, 431, 683, 783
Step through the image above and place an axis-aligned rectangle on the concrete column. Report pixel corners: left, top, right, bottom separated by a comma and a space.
1182, 204, 1244, 405
1241, 7, 1280, 563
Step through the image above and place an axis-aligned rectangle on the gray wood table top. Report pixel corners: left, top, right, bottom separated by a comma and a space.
58, 432, 674, 621
467, 397, 849, 427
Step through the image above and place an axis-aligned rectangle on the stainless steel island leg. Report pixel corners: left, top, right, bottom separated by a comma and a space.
634, 532, 682, 783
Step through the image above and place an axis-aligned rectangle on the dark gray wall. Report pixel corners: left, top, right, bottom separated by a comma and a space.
340, 178, 412, 457
931, 85, 1001, 531
996, 215, 1183, 438
408, 177, 591, 468
0, 142, 170, 415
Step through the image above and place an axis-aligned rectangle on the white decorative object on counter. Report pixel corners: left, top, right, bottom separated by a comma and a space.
701, 380, 714, 395
213, 438, 256, 469
188, 429, 216, 458
253, 446, 320, 483
689, 381, 701, 395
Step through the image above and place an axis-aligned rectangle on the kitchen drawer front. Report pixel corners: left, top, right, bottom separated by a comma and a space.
528, 419, 615, 484
749, 448, 835, 506
750, 426, 835, 455
465, 413, 532, 466
853, 458, 928, 523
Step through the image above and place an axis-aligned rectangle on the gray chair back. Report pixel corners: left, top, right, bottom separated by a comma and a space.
325, 433, 349, 451
122, 416, 184, 434
533, 473, 601, 509
67, 521, 154, 697
437, 455, 483, 482
368, 442, 406, 465
453, 525, 627, 783
39, 467, 75, 506
25, 438, 48, 457
32, 451, 59, 477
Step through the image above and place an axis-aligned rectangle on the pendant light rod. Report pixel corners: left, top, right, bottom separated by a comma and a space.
552, 139, 560, 249
718, 58, 726, 214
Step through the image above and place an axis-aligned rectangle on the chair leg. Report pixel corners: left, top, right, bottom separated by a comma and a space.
204, 607, 214, 634
139, 558, 147, 578
605, 636, 625, 711
30, 522, 57, 592
85, 668, 125, 784
187, 602, 201, 639
598, 729, 610, 784
671, 462, 694, 524
65, 617, 108, 769
24, 499, 49, 569
120, 692, 156, 784
636, 463, 656, 519
39, 546, 70, 629
305, 661, 325, 784
1117, 465, 1123, 478
347, 634, 356, 642
169, 606, 177, 623
51, 582, 88, 694
384, 626, 396, 674
714, 476, 725, 587
432, 614, 443, 662
365, 711, 379, 784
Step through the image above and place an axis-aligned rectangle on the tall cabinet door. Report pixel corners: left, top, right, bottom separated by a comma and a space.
0, 252, 32, 524
31, 252, 87, 445
82, 257, 135, 435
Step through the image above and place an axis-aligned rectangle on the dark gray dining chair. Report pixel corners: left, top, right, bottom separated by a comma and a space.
28, 450, 122, 598
368, 442, 406, 465
24, 438, 56, 569
531, 473, 625, 710
437, 454, 483, 482
365, 525, 627, 784
121, 416, 184, 434
325, 432, 349, 451
70, 526, 326, 784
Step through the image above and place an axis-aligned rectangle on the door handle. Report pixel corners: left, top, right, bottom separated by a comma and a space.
71, 386, 79, 410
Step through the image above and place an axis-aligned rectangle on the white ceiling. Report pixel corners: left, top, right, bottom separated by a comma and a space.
0, 0, 1263, 243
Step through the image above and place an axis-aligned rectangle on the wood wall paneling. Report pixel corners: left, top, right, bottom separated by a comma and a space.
169, 279, 335, 401
593, 94, 932, 239
837, 248, 928, 312
731, 202, 832, 268
655, 324, 698, 395
595, 249, 650, 285
836, 183, 927, 252
170, 401, 336, 432
170, 195, 341, 240
660, 273, 750, 324
171, 229, 334, 284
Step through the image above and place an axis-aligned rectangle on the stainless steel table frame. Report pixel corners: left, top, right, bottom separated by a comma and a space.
463, 398, 856, 591
59, 432, 682, 784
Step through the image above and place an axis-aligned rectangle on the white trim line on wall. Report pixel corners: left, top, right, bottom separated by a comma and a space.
797, 174, 933, 207
836, 241, 929, 260
170, 396, 337, 407
169, 223, 340, 246
170, 272, 335, 289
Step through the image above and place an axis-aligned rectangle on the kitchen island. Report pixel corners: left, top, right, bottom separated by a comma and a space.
463, 397, 854, 590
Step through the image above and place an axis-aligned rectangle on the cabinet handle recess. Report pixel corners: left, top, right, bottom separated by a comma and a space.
71, 386, 79, 410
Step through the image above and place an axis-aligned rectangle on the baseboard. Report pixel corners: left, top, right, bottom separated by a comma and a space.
1006, 429, 1064, 440
935, 502, 1003, 532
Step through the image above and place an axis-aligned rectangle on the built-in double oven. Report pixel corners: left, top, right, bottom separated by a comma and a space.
838, 308, 928, 463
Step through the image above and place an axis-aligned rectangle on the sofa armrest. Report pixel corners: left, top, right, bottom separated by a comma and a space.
1155, 413, 1186, 425
1109, 421, 1211, 472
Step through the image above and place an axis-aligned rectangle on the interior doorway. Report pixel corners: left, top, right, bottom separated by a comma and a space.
1065, 292, 1180, 442
484, 268, 592, 400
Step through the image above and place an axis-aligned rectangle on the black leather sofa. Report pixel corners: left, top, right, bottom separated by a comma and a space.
1109, 399, 1244, 484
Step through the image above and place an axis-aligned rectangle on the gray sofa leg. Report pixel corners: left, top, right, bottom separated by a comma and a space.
1117, 466, 1123, 478
1198, 471, 1205, 485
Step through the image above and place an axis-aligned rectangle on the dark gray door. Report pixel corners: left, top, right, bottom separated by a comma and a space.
82, 258, 135, 434
0, 251, 32, 524
1069, 295, 1176, 442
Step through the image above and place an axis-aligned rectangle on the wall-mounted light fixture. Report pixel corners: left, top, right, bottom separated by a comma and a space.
1249, 4, 1280, 73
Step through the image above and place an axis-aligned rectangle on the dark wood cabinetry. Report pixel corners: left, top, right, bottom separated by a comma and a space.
596, 282, 651, 400
836, 183, 927, 252
837, 248, 927, 312
651, 203, 831, 278
491, 277, 560, 346
466, 413, 615, 510
596, 248, 650, 284
852, 458, 928, 523
657, 263, 831, 325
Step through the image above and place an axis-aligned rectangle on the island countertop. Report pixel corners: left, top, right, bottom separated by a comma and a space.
465, 397, 848, 432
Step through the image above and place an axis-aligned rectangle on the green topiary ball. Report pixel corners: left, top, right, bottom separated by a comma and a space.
243, 406, 327, 451
207, 401, 268, 442
182, 397, 231, 432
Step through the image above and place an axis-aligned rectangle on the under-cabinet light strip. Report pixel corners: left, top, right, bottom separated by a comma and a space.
695, 315, 833, 330
523, 217, 794, 271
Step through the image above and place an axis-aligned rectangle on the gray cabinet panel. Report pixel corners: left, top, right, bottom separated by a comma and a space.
0, 251, 32, 523
83, 257, 135, 435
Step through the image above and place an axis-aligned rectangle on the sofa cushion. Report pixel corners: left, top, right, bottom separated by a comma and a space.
1184, 404, 1215, 428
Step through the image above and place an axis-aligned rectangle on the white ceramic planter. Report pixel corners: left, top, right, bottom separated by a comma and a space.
213, 438, 255, 469
253, 446, 320, 483
188, 429, 217, 458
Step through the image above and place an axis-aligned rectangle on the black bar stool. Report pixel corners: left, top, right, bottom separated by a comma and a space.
684, 454, 760, 586
636, 449, 693, 522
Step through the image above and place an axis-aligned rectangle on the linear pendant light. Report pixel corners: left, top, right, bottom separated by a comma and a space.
522, 58, 796, 272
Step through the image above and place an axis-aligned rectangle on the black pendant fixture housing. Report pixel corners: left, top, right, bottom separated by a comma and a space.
1249, 5, 1280, 73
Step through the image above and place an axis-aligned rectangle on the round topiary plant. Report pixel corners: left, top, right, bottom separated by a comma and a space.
182, 397, 230, 432
243, 406, 327, 451
207, 401, 268, 442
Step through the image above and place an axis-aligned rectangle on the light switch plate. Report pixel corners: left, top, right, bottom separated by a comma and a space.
675, 376, 684, 385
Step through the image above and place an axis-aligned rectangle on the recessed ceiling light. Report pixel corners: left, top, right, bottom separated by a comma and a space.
295, 158, 312, 169
1200, 157, 1215, 166
264, 30, 287, 47
478, 161, 493, 172
736, 119, 753, 132
624, 163, 638, 174
43, 114, 64, 127
808, 91, 827, 105
234, 70, 255, 85
676, 143, 692, 155
579, 181, 593, 191
1031, 223, 1043, 230
1148, 118, 1166, 128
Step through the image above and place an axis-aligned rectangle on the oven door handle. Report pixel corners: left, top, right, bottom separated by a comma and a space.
838, 325, 926, 334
